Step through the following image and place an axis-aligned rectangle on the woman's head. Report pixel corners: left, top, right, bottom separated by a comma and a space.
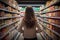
24, 6, 36, 28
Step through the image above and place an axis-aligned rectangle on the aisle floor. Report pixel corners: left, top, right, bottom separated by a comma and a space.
18, 33, 43, 40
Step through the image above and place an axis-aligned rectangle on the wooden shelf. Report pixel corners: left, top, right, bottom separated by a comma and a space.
0, 0, 20, 40
0, 23, 19, 39
0, 16, 21, 20
0, 8, 19, 14
39, 23, 54, 39
38, 18, 60, 28
38, 18, 60, 37
0, 0, 20, 11
0, 20, 19, 30
40, 22, 60, 37
40, 0, 60, 11
40, 9, 60, 14
39, 16, 60, 20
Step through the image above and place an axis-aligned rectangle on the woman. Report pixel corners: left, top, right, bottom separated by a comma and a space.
19, 6, 42, 40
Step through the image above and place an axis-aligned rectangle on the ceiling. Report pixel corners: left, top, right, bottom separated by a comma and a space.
16, 0, 49, 4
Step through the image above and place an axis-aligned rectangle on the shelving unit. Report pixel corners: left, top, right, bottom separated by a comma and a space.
40, 9, 60, 14
0, 0, 21, 40
0, 8, 19, 14
37, 0, 60, 40
0, 0, 20, 11
0, 0, 60, 40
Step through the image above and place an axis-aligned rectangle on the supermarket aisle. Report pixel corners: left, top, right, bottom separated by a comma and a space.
0, 0, 60, 40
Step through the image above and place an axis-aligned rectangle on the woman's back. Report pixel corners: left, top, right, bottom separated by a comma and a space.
24, 25, 37, 38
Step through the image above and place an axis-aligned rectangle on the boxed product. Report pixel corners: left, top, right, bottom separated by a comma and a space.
7, 6, 11, 11
0, 26, 9, 38
5, 13, 12, 17
5, 19, 12, 24
12, 18, 16, 22
0, 11, 5, 17
0, 2, 5, 8
0, 20, 5, 27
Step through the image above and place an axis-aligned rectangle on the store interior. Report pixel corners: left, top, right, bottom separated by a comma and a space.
0, 0, 60, 40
